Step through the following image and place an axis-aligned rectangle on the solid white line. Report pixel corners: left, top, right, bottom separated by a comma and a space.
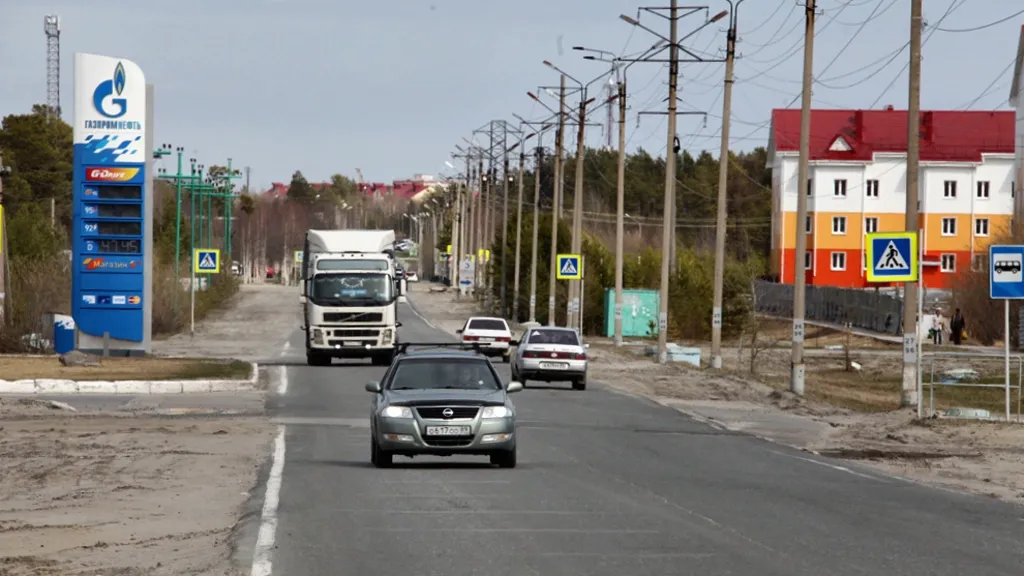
251, 425, 286, 576
404, 297, 441, 331
276, 366, 288, 395
279, 340, 291, 357
770, 450, 885, 481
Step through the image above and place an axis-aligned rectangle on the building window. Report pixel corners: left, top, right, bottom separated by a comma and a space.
866, 179, 879, 197
943, 180, 957, 198
864, 217, 878, 233
805, 215, 812, 234
807, 178, 813, 196
832, 216, 847, 234
940, 254, 956, 273
830, 252, 846, 271
976, 181, 990, 199
941, 217, 957, 236
975, 218, 989, 236
833, 179, 847, 197
805, 251, 813, 270
972, 254, 988, 272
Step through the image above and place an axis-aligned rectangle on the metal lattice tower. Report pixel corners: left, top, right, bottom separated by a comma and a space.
44, 15, 60, 118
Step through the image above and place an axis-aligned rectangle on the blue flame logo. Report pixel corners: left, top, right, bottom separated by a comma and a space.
92, 61, 128, 119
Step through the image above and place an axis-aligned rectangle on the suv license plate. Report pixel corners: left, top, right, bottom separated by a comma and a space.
425, 426, 471, 436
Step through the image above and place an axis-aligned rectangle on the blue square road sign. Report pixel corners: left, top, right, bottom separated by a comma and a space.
989, 245, 1024, 299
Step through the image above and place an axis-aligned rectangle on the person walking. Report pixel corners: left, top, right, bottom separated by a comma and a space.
950, 308, 965, 345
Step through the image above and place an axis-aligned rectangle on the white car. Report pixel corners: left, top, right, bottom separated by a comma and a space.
406, 271, 419, 282
456, 317, 512, 362
511, 326, 588, 390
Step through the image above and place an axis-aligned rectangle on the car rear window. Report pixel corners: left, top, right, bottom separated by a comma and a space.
467, 319, 507, 331
528, 329, 579, 345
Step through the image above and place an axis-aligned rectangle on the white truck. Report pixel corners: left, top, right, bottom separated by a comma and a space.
300, 229, 403, 366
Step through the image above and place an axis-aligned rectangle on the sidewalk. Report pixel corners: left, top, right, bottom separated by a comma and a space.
153, 283, 300, 361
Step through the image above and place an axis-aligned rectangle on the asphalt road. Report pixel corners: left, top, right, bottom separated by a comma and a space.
261, 301, 1024, 576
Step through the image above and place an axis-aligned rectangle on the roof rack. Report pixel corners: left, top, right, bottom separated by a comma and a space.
393, 342, 496, 356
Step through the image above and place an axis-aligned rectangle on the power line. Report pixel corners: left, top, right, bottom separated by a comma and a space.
933, 7, 1024, 32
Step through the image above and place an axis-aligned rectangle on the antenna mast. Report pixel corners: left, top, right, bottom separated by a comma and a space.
44, 15, 61, 118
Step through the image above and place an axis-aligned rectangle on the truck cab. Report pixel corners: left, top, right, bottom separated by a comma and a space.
301, 230, 403, 366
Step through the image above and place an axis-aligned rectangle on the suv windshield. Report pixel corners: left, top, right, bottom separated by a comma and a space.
467, 319, 507, 331
528, 329, 580, 345
388, 358, 501, 391
311, 272, 393, 306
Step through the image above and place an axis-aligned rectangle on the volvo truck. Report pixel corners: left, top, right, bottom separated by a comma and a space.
300, 229, 402, 366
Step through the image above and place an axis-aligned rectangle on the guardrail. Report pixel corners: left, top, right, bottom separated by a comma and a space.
923, 352, 1022, 421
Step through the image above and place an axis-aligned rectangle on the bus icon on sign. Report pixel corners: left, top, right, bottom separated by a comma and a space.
995, 260, 1021, 274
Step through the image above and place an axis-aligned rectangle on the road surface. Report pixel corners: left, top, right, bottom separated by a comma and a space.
254, 301, 1024, 576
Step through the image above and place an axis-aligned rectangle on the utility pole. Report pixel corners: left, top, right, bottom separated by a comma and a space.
501, 145, 511, 318
0, 153, 10, 326
619, 5, 725, 362
530, 140, 544, 324
512, 135, 527, 322
615, 80, 627, 345
901, 0, 923, 407
710, 0, 743, 369
569, 90, 588, 331
656, 0, 679, 364
476, 156, 484, 297
791, 0, 816, 395
549, 76, 567, 326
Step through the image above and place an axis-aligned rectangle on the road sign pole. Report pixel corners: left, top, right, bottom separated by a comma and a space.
1006, 298, 1012, 422
916, 228, 923, 418
190, 265, 196, 337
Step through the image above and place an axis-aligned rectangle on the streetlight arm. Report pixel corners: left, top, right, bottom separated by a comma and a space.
527, 92, 560, 117
543, 61, 582, 87
620, 14, 672, 47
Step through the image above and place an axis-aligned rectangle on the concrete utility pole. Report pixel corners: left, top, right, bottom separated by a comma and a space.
790, 0, 816, 395
549, 77, 567, 326
0, 153, 9, 325
513, 142, 526, 321
569, 92, 588, 330
476, 156, 484, 297
710, 0, 744, 369
501, 147, 511, 317
615, 80, 627, 345
656, 0, 679, 364
901, 0, 923, 407
530, 139, 544, 324
619, 4, 725, 363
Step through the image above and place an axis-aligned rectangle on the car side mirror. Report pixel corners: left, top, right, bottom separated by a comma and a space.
455, 329, 463, 334
300, 325, 307, 331
299, 295, 307, 304
584, 343, 590, 349
365, 380, 382, 393
506, 381, 523, 393
396, 321, 403, 327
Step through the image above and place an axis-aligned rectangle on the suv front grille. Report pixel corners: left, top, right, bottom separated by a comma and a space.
415, 406, 479, 419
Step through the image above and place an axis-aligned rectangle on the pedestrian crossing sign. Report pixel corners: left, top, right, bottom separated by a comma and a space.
556, 254, 582, 280
194, 248, 221, 274
865, 232, 917, 282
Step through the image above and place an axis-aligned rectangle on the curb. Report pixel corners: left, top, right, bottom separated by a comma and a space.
0, 362, 261, 395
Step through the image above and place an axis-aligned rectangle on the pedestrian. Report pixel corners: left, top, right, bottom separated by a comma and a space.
950, 308, 965, 345
931, 313, 943, 345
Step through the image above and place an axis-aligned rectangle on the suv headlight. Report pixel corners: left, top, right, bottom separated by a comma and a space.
382, 406, 413, 418
481, 406, 511, 419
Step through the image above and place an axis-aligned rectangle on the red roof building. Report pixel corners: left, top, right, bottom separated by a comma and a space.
767, 108, 1017, 290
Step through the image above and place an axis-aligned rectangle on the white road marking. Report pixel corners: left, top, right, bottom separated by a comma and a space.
276, 366, 288, 395
404, 298, 441, 331
250, 425, 286, 576
279, 340, 291, 357
770, 450, 886, 481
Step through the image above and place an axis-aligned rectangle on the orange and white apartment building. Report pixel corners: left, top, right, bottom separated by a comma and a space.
767, 107, 1017, 290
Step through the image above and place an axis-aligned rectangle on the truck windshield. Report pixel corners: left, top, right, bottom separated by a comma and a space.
311, 273, 393, 306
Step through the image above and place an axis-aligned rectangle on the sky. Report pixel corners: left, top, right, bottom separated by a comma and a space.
0, 0, 1021, 190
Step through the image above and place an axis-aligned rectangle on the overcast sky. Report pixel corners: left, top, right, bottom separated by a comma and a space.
0, 0, 1020, 189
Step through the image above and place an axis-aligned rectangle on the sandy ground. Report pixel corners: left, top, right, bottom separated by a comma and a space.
407, 282, 1024, 503
0, 400, 273, 575
0, 285, 287, 574
153, 283, 300, 361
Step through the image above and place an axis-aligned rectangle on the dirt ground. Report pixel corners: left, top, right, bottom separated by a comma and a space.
408, 282, 1024, 503
0, 399, 273, 575
0, 356, 252, 381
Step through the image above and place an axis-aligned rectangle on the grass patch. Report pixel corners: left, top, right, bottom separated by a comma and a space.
786, 368, 1022, 415
0, 356, 252, 381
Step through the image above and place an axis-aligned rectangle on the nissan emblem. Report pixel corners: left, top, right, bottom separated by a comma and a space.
442, 408, 454, 418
